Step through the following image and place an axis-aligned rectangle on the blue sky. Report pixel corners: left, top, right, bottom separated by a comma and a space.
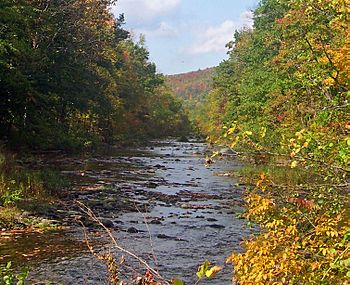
112, 0, 260, 75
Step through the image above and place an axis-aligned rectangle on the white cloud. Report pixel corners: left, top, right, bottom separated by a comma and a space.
144, 0, 180, 13
184, 11, 254, 55
136, 21, 178, 38
113, 0, 181, 23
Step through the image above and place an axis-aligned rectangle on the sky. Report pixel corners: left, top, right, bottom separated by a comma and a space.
112, 0, 260, 75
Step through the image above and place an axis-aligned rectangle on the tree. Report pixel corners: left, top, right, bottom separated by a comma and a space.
0, 0, 188, 149
196, 0, 349, 283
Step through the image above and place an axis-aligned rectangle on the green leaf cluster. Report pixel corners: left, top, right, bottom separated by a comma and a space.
0, 262, 28, 285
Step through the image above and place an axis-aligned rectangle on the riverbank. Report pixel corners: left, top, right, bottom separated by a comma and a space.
0, 137, 197, 230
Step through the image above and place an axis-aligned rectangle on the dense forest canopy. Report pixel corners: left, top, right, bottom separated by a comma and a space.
196, 0, 349, 163
166, 67, 216, 134
166, 67, 215, 101
189, 0, 349, 284
0, 0, 189, 151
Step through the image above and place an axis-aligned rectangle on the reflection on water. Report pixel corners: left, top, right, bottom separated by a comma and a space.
0, 230, 86, 267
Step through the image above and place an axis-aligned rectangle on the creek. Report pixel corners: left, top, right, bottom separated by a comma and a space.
1, 139, 255, 284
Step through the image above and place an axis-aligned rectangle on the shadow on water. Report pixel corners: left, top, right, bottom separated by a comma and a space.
0, 230, 86, 267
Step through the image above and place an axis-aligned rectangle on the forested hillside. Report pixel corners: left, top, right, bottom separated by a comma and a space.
166, 68, 216, 133
166, 67, 215, 101
194, 0, 350, 284
0, 0, 189, 151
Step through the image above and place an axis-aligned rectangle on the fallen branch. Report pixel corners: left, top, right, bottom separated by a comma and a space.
134, 203, 159, 270
76, 201, 171, 285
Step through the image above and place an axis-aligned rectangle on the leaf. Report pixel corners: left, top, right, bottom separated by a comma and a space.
244, 131, 252, 136
205, 265, 222, 278
228, 127, 236, 135
339, 258, 350, 267
211, 151, 219, 158
173, 278, 184, 285
290, 161, 298, 168
196, 261, 210, 279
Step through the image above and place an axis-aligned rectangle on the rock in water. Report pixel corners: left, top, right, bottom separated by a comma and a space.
178, 136, 189, 142
219, 148, 235, 155
208, 224, 225, 229
157, 234, 172, 239
127, 227, 139, 233
101, 218, 114, 228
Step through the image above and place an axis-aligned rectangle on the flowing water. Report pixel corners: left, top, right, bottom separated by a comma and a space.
1, 139, 256, 284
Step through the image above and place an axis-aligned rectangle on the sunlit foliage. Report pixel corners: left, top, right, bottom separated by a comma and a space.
195, 0, 349, 283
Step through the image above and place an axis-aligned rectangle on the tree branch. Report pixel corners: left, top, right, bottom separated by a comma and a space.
77, 201, 171, 285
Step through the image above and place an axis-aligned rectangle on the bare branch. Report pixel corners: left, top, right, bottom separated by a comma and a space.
76, 201, 171, 285
134, 203, 159, 270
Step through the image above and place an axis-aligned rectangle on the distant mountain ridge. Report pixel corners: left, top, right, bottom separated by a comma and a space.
166, 67, 216, 101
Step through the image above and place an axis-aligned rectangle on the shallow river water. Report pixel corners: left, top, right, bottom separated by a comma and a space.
1, 139, 255, 284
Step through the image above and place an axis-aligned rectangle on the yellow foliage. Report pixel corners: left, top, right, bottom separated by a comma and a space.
227, 169, 350, 284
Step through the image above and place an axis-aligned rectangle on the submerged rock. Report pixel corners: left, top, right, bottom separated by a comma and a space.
154, 164, 165, 169
208, 224, 225, 229
146, 182, 158, 188
177, 136, 189, 142
207, 218, 218, 222
149, 219, 162, 225
100, 218, 114, 228
157, 234, 172, 239
127, 227, 139, 233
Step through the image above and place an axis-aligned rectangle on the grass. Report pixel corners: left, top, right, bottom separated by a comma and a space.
238, 163, 322, 189
0, 206, 23, 229
0, 149, 68, 229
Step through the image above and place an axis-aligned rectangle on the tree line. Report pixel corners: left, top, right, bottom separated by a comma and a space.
192, 0, 349, 283
0, 0, 189, 151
